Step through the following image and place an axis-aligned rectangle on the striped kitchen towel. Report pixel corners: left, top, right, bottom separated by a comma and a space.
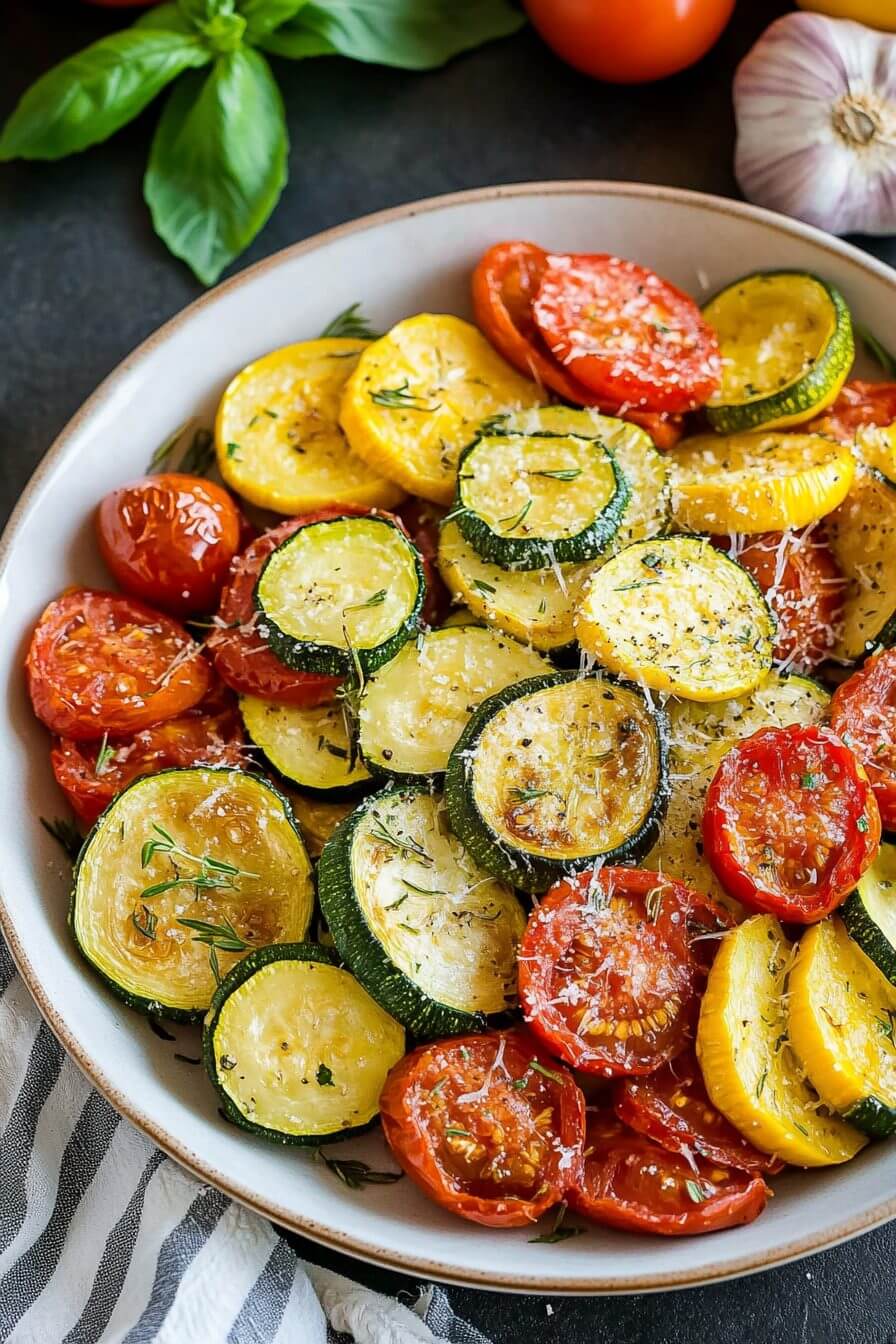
0, 939, 492, 1344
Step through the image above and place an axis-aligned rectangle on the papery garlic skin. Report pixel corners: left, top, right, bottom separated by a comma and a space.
734, 12, 896, 236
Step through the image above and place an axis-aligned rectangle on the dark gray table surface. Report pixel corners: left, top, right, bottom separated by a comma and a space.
3, 2, 896, 1340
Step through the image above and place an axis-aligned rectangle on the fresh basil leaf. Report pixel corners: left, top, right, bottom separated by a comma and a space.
177, 0, 236, 23
133, 5, 196, 34
258, 24, 337, 58
144, 48, 288, 286
239, 0, 310, 41
260, 0, 524, 70
0, 31, 211, 162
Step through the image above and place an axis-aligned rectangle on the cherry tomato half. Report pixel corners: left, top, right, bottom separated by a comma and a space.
567, 1112, 768, 1237
471, 241, 685, 448
703, 724, 881, 923
831, 648, 896, 832
26, 589, 210, 740
808, 381, 896, 442
533, 254, 721, 414
524, 0, 736, 85
51, 695, 246, 826
96, 473, 243, 616
379, 1029, 585, 1228
614, 1050, 783, 1176
713, 531, 845, 673
518, 868, 710, 1077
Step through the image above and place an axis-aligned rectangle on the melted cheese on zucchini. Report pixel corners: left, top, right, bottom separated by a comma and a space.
339, 314, 541, 504
697, 914, 866, 1166
351, 791, 524, 1014
257, 516, 420, 650
214, 338, 404, 513
211, 957, 404, 1137
471, 676, 662, 861
576, 536, 775, 701
358, 625, 548, 776
826, 466, 896, 661
240, 696, 371, 794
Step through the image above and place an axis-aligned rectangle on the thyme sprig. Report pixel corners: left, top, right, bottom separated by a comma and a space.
316, 1148, 404, 1191
369, 379, 440, 412
320, 303, 381, 341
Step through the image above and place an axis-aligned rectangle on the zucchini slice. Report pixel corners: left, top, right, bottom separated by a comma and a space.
843, 842, 896, 984
339, 314, 541, 505
669, 431, 855, 534
575, 536, 775, 702
789, 917, 896, 1138
357, 624, 549, 780
455, 425, 626, 570
204, 942, 405, 1144
826, 467, 896, 661
438, 519, 589, 652
215, 338, 404, 513
255, 514, 425, 676
240, 695, 372, 798
645, 672, 829, 911
284, 790, 355, 859
71, 768, 314, 1020
317, 786, 526, 1037
703, 271, 854, 433
697, 914, 866, 1166
444, 670, 669, 892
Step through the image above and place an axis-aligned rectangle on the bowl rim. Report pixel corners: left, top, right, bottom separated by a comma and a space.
5, 179, 896, 1295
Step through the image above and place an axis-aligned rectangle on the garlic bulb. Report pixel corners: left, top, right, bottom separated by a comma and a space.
734, 12, 896, 236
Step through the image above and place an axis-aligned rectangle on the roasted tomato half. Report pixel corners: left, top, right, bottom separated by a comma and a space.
26, 589, 210, 740
518, 867, 720, 1077
704, 724, 881, 923
831, 648, 896, 832
379, 1028, 585, 1227
808, 380, 896, 442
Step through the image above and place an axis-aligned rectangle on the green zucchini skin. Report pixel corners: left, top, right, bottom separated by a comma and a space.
703, 270, 854, 434
69, 767, 311, 1022
444, 670, 670, 894
317, 784, 520, 1040
203, 942, 379, 1146
843, 891, 896, 986
254, 514, 426, 676
843, 1094, 896, 1140
454, 430, 629, 570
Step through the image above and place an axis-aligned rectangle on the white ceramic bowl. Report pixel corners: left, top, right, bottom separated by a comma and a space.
3, 183, 895, 1295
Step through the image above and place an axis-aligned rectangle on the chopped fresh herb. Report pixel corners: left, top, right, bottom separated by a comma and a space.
509, 786, 550, 803
316, 1149, 404, 1190
685, 1180, 708, 1204
529, 1202, 585, 1244
263, 407, 278, 419
528, 1058, 566, 1085
384, 893, 409, 911
498, 498, 533, 533
369, 378, 439, 412
40, 815, 81, 861
398, 922, 421, 935
459, 1046, 471, 1062
140, 824, 258, 902
226, 442, 242, 459
130, 904, 157, 940
343, 589, 387, 613
445, 1126, 472, 1138
316, 1062, 335, 1087
320, 302, 381, 341
640, 552, 664, 571
471, 578, 496, 596
511, 1074, 530, 1091
208, 946, 222, 986
148, 419, 191, 470
401, 879, 446, 896
794, 1121, 809, 1136
875, 1010, 896, 1045
368, 815, 433, 866
613, 580, 660, 592
430, 1077, 448, 1097
800, 772, 822, 789
858, 815, 870, 834
526, 467, 583, 482
537, 598, 547, 615
177, 915, 251, 954
94, 733, 115, 777
317, 735, 348, 760
755, 1069, 768, 1098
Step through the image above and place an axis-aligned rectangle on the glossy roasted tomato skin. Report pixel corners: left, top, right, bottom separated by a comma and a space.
713, 531, 845, 672
614, 1050, 784, 1176
379, 1028, 585, 1228
96, 473, 243, 616
26, 589, 210, 740
831, 649, 896, 832
704, 724, 881, 923
51, 692, 246, 826
524, 0, 736, 85
471, 241, 685, 449
518, 868, 710, 1078
533, 253, 721, 414
807, 381, 896, 441
567, 1112, 768, 1236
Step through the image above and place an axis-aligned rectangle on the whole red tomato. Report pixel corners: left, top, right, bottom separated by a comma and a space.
524, 0, 736, 84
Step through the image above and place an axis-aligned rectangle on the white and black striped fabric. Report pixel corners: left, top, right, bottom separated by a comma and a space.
0, 940, 493, 1344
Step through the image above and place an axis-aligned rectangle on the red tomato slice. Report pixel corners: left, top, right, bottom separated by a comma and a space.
26, 589, 210, 740
96, 473, 243, 617
379, 1028, 585, 1228
703, 724, 881, 923
568, 1112, 768, 1236
51, 697, 246, 827
713, 531, 845, 672
518, 868, 706, 1078
831, 648, 896, 832
472, 241, 685, 449
532, 253, 721, 414
614, 1050, 783, 1176
807, 380, 896, 442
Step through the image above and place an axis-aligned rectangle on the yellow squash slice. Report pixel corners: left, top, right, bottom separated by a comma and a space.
697, 914, 866, 1166
339, 314, 542, 504
215, 338, 404, 513
669, 431, 855, 534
